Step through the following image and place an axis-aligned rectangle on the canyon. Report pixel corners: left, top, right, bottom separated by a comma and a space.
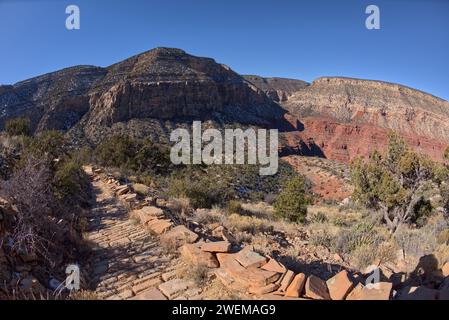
1, 47, 448, 163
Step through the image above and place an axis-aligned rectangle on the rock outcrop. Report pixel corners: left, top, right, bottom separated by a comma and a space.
280, 77, 449, 162
1, 49, 448, 163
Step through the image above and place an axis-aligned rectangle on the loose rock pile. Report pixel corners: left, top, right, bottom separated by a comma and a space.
86, 167, 449, 301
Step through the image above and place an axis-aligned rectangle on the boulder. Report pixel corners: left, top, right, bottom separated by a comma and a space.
326, 270, 354, 300
180, 243, 219, 268
304, 275, 330, 300
200, 241, 231, 253
285, 273, 306, 298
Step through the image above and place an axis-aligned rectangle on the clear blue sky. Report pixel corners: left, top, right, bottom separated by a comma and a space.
1, 0, 448, 100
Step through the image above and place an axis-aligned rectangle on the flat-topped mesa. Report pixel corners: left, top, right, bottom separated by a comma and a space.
243, 75, 309, 102
280, 76, 449, 163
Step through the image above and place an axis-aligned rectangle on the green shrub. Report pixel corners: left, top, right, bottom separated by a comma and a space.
94, 135, 170, 174
226, 200, 243, 215
273, 176, 311, 223
23, 130, 67, 160
5, 117, 31, 136
53, 161, 90, 206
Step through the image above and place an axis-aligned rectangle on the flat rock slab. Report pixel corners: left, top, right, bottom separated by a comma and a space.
285, 273, 306, 298
161, 225, 198, 246
180, 243, 219, 268
326, 270, 354, 300
261, 259, 287, 273
305, 275, 330, 300
158, 278, 191, 299
235, 248, 267, 268
147, 219, 173, 234
131, 288, 167, 300
200, 241, 231, 253
219, 254, 280, 288
346, 282, 392, 300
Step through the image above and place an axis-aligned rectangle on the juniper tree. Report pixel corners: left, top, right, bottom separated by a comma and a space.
351, 133, 436, 233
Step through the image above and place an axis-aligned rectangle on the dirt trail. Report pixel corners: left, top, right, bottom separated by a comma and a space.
85, 179, 178, 300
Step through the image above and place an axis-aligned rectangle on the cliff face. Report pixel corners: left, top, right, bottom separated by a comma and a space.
1, 48, 448, 163
278, 77, 449, 162
0, 48, 286, 144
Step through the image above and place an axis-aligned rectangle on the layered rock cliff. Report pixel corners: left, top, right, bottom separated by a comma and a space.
1, 48, 448, 163
278, 77, 449, 162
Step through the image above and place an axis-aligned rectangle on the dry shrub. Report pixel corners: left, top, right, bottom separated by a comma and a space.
223, 213, 272, 234
309, 230, 334, 249
202, 278, 241, 300
68, 290, 99, 300
434, 244, 449, 268
0, 157, 55, 260
160, 236, 179, 256
193, 207, 222, 226
185, 264, 210, 288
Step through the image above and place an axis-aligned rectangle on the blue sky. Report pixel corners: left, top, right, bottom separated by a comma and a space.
1, 0, 448, 100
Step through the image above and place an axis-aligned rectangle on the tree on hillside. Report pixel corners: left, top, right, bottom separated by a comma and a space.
274, 175, 312, 223
351, 133, 437, 233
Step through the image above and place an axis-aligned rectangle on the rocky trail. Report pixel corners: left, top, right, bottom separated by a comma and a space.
85, 176, 191, 300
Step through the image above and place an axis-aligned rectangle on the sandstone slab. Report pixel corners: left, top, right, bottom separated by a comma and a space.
326, 270, 354, 300
261, 259, 287, 274
304, 275, 330, 300
158, 278, 191, 299
285, 273, 306, 298
200, 241, 231, 253
180, 243, 219, 268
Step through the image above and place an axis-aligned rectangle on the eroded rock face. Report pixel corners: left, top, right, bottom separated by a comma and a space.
1, 49, 448, 163
281, 77, 449, 162
0, 48, 285, 144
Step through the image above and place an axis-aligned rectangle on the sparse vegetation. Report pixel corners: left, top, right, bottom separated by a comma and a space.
274, 176, 311, 223
5, 117, 31, 137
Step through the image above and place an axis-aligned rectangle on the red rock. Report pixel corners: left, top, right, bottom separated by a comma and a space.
261, 259, 287, 274
346, 282, 392, 300
180, 243, 219, 268
130, 288, 167, 300
326, 270, 354, 300
285, 273, 306, 298
249, 283, 279, 295
160, 225, 198, 246
278, 270, 295, 292
304, 275, 330, 300
200, 241, 231, 253
235, 247, 267, 268
442, 262, 449, 277
147, 219, 172, 234
218, 254, 280, 288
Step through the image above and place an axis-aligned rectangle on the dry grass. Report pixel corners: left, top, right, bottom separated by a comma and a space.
201, 278, 242, 300
68, 290, 99, 300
